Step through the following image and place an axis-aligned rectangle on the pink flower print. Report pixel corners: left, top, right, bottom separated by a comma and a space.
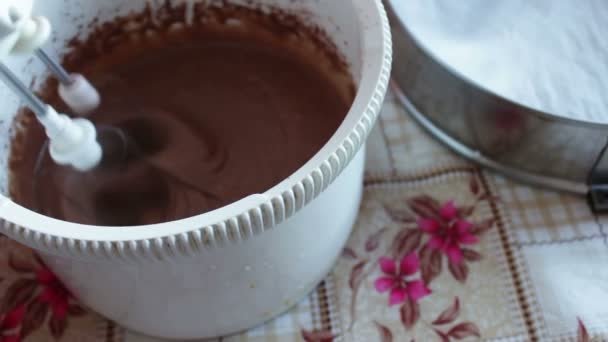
374, 253, 431, 306
418, 201, 479, 265
36, 267, 73, 321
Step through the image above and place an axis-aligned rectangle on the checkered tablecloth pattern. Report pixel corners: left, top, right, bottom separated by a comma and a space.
1, 90, 606, 341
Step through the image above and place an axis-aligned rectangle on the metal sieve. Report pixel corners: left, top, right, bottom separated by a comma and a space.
386, 0, 608, 212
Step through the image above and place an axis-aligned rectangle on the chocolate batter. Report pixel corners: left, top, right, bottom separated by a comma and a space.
9, 7, 354, 226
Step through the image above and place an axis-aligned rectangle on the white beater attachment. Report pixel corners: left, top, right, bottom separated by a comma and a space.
57, 70, 101, 115
38, 106, 102, 171
1, 0, 101, 115
0, 0, 103, 171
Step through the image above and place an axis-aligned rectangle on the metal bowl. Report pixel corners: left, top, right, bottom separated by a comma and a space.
386, 0, 608, 209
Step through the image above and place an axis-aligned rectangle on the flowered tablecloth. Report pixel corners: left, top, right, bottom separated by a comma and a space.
1, 90, 607, 342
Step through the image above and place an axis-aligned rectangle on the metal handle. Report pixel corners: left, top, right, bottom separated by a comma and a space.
0, 62, 46, 116
35, 48, 72, 85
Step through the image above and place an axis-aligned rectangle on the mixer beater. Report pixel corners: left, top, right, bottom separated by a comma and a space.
0, 0, 103, 171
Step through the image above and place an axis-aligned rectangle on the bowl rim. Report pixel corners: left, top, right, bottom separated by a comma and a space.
0, 0, 393, 260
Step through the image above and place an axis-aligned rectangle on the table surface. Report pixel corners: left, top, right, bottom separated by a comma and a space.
0, 90, 606, 342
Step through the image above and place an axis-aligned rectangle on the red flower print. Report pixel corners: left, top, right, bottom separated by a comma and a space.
0, 305, 25, 342
0, 335, 20, 342
418, 201, 479, 265
36, 268, 72, 321
374, 253, 431, 306
0, 253, 88, 340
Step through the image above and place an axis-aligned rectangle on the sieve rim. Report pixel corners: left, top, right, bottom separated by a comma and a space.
387, 0, 608, 195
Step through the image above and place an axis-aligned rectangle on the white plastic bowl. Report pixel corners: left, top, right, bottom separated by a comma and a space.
0, 0, 391, 339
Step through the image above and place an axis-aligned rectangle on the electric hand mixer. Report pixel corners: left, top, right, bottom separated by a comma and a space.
0, 0, 220, 224
0, 0, 103, 171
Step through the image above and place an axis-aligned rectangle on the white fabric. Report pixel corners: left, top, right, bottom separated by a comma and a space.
390, 0, 608, 123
